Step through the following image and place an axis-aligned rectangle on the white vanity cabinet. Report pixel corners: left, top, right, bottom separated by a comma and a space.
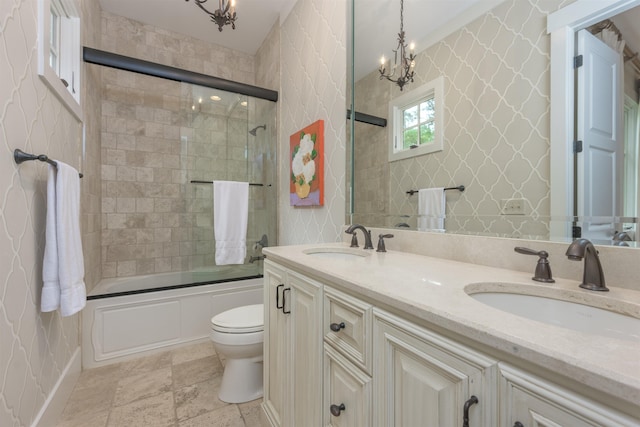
373, 309, 498, 427
323, 286, 373, 426
263, 258, 639, 427
263, 260, 323, 427
321, 285, 498, 426
499, 364, 639, 427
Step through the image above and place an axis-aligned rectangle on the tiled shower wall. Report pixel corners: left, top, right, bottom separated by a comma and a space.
353, 0, 573, 239
279, 0, 347, 245
0, 0, 101, 425
100, 12, 276, 278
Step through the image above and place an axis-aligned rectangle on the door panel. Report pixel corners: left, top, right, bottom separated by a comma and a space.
576, 29, 623, 241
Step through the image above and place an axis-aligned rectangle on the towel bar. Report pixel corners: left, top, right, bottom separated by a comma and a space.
14, 149, 83, 178
406, 185, 464, 196
190, 180, 270, 187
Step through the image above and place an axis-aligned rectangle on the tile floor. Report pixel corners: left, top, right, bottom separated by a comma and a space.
56, 341, 264, 427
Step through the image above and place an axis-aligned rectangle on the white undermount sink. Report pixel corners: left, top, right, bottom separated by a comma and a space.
468, 291, 640, 343
303, 247, 371, 260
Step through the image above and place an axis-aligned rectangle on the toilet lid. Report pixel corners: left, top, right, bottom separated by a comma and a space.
211, 304, 264, 333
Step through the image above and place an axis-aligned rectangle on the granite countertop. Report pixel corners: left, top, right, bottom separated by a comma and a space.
263, 242, 640, 407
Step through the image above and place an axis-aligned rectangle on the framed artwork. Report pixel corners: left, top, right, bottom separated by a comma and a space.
290, 120, 324, 206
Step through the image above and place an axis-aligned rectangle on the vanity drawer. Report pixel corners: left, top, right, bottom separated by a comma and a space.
324, 286, 372, 374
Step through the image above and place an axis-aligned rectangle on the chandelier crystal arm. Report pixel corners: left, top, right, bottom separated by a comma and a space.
186, 0, 237, 32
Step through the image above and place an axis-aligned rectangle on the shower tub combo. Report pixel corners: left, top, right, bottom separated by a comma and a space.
82, 49, 278, 369
82, 267, 263, 369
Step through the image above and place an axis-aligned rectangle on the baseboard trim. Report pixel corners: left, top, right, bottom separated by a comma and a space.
32, 347, 81, 427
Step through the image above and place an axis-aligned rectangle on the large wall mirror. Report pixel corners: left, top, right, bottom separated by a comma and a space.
348, 0, 640, 247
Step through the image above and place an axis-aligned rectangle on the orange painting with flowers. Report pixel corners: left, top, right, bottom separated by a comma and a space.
290, 120, 324, 206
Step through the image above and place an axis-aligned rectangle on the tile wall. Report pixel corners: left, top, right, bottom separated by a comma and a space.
0, 0, 102, 425
100, 13, 276, 278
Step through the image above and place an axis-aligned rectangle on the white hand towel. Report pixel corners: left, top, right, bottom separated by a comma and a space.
214, 181, 249, 265
417, 188, 446, 232
41, 162, 86, 316
41, 164, 60, 312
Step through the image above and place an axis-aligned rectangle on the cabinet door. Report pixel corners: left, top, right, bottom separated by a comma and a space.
289, 271, 323, 427
263, 261, 290, 427
374, 310, 497, 427
324, 344, 372, 427
500, 364, 639, 427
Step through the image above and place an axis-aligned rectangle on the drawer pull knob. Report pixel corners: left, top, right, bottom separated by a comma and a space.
330, 322, 346, 332
514, 423, 524, 427
462, 395, 478, 427
330, 403, 345, 416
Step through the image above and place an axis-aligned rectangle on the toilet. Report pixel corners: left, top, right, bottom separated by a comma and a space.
210, 303, 264, 403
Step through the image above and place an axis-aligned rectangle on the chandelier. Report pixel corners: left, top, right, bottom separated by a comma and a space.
379, 0, 415, 91
186, 0, 237, 32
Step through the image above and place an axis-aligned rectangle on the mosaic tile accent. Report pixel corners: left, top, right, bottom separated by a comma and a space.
353, 0, 574, 239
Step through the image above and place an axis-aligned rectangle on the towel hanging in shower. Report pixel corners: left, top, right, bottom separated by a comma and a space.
213, 181, 249, 265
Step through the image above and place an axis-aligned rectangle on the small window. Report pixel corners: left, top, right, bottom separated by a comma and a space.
38, 0, 82, 120
389, 76, 444, 162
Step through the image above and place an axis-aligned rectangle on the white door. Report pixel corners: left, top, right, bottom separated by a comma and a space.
576, 29, 624, 242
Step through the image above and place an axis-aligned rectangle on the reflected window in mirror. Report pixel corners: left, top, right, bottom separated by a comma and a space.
389, 76, 444, 162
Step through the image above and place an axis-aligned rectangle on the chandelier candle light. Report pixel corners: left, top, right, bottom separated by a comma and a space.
379, 0, 416, 91
186, 0, 237, 32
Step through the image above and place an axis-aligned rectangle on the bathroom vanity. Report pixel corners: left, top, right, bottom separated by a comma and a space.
261, 243, 640, 427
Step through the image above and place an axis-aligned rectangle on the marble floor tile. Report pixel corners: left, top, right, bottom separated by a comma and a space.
175, 375, 228, 422
72, 362, 123, 391
56, 409, 109, 427
178, 404, 245, 427
172, 354, 223, 390
172, 341, 215, 365
107, 391, 175, 427
119, 350, 173, 377
113, 365, 173, 407
56, 342, 265, 427
238, 398, 264, 427
59, 381, 117, 422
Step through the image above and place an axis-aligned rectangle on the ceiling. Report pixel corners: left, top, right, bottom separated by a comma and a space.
99, 0, 495, 80
99, 1, 638, 83
99, 0, 293, 55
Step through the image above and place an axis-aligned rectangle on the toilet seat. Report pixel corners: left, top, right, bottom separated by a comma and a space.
211, 303, 263, 333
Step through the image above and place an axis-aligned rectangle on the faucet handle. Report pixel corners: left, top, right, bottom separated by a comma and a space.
347, 231, 358, 248
376, 234, 394, 252
514, 247, 555, 283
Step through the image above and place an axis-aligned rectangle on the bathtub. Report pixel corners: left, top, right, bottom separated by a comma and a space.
82, 269, 263, 369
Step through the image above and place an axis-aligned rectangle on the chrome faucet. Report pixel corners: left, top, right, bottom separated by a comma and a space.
565, 239, 608, 292
345, 224, 374, 249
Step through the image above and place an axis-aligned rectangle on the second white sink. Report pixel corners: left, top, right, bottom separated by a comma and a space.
303, 247, 371, 260
469, 291, 640, 343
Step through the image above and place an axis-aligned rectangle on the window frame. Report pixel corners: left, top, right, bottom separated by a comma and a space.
388, 76, 444, 162
38, 0, 82, 120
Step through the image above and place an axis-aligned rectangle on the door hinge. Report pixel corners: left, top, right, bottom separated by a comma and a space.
572, 226, 582, 238
573, 140, 583, 153
574, 55, 583, 68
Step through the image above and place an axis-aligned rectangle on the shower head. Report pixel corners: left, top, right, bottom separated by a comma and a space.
249, 124, 267, 136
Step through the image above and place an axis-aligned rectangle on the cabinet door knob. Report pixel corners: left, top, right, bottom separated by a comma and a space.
330, 403, 345, 416
462, 395, 479, 427
329, 322, 346, 332
514, 423, 524, 427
